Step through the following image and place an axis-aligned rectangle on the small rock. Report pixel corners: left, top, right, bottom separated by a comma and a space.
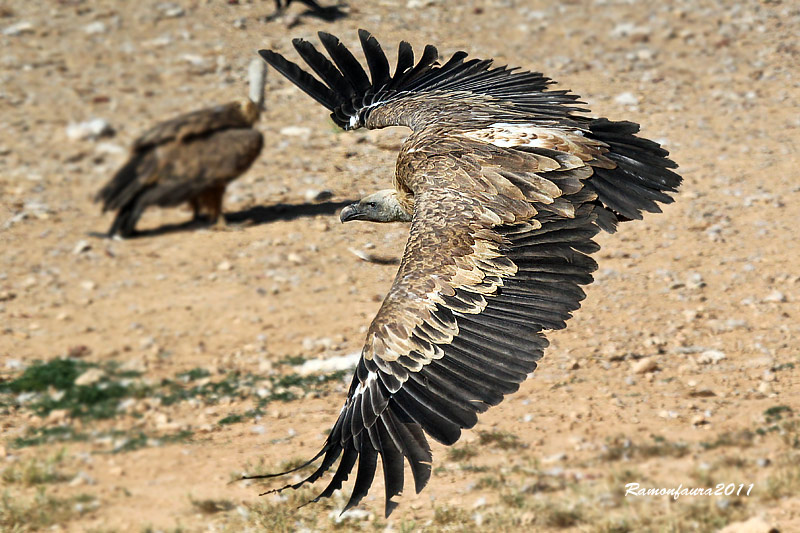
73, 240, 91, 255
691, 414, 708, 426
757, 382, 774, 396
763, 290, 786, 303
279, 126, 311, 137
304, 189, 334, 203
697, 350, 726, 365
330, 508, 373, 524
2, 21, 34, 36
217, 260, 232, 271
47, 409, 70, 424
69, 471, 96, 487
541, 453, 567, 464
615, 92, 639, 106
718, 515, 779, 533
250, 425, 266, 435
74, 368, 105, 386
153, 412, 170, 429
473, 497, 487, 509
0, 291, 16, 302
80, 280, 96, 291
298, 352, 360, 376
157, 2, 185, 17
83, 21, 107, 34
120, 358, 146, 373
756, 458, 771, 468
631, 357, 658, 374
66, 118, 115, 141
686, 272, 706, 290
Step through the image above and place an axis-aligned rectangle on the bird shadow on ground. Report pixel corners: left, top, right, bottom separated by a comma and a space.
87, 200, 355, 240
225, 199, 354, 226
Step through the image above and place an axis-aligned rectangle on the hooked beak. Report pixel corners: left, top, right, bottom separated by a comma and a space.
339, 203, 362, 223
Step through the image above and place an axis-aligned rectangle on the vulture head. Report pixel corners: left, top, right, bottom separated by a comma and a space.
340, 189, 413, 223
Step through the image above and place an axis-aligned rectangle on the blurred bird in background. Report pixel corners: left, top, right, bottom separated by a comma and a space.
95, 59, 266, 238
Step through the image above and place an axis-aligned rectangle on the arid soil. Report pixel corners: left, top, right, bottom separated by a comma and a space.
1, 0, 799, 532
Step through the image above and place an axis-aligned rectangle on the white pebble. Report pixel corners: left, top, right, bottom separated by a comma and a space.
615, 92, 639, 106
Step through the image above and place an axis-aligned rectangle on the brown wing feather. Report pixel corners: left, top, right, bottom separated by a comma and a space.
261, 133, 603, 517
132, 100, 256, 152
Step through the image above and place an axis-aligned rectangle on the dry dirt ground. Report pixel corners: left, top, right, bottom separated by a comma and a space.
1, 0, 799, 532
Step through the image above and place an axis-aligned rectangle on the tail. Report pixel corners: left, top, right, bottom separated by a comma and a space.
586, 118, 681, 232
96, 152, 154, 237
105, 194, 146, 238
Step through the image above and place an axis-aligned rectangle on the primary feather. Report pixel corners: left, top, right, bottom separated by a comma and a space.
253, 30, 682, 516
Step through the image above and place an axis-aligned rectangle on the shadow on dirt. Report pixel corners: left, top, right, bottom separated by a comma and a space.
89, 200, 355, 239
225, 199, 354, 226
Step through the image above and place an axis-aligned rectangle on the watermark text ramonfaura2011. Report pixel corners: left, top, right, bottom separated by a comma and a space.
625, 482, 754, 501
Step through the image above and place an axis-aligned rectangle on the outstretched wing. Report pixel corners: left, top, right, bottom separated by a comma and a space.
259, 30, 680, 230
254, 30, 681, 516
131, 101, 254, 152
253, 135, 604, 516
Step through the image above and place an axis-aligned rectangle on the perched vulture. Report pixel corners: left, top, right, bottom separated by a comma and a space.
95, 59, 266, 237
252, 31, 682, 516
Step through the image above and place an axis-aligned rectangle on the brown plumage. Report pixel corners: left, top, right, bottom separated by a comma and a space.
253, 30, 682, 516
95, 60, 266, 237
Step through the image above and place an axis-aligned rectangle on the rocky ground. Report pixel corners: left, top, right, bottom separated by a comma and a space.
1, 0, 799, 531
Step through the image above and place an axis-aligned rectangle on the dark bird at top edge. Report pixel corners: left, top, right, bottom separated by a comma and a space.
249, 30, 682, 517
94, 59, 266, 238
270, 0, 348, 22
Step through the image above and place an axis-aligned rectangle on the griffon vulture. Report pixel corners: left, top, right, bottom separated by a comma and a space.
95, 59, 266, 237
251, 30, 682, 516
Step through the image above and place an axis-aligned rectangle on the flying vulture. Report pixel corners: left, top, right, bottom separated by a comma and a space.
251, 30, 682, 516
95, 59, 266, 237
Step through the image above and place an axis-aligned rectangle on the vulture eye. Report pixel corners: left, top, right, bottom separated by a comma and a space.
365, 202, 378, 208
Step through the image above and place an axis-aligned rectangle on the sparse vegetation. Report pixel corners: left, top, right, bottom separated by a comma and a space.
448, 443, 479, 461
600, 434, 689, 462
189, 497, 235, 515
0, 489, 97, 531
477, 430, 525, 450
1, 449, 70, 486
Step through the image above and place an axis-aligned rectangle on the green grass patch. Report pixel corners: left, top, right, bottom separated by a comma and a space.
0, 358, 148, 421
764, 405, 792, 423
177, 367, 211, 382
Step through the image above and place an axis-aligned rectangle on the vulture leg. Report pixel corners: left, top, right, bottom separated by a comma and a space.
189, 197, 203, 222
197, 184, 227, 228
